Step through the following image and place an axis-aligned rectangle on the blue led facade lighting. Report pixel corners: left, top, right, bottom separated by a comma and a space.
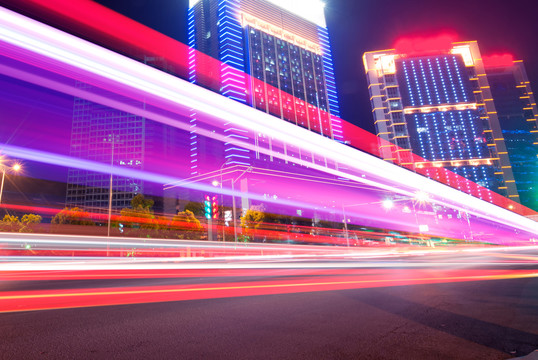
217, 0, 248, 104
396, 54, 503, 194
188, 0, 342, 170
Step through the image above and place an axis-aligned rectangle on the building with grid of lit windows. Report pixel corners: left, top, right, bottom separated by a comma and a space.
66, 79, 187, 213
484, 55, 538, 210
66, 96, 145, 212
187, 0, 341, 174
363, 37, 520, 202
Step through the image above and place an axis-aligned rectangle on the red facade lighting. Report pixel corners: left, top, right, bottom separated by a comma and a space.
482, 54, 515, 68
394, 33, 458, 56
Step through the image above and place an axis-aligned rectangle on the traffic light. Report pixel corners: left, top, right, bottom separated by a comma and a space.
204, 195, 211, 219
211, 196, 218, 219
204, 195, 218, 219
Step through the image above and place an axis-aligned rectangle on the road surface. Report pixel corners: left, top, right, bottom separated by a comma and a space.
1, 245, 537, 359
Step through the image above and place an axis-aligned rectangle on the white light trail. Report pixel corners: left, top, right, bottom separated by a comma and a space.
0, 7, 536, 236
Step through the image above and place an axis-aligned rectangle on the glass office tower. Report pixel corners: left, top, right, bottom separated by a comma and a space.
66, 59, 188, 213
485, 55, 538, 210
363, 38, 519, 202
187, 0, 341, 174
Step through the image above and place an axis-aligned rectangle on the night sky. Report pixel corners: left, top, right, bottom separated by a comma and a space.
93, 0, 538, 134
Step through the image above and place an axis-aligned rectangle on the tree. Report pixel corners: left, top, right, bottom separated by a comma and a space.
20, 214, 42, 233
131, 194, 154, 210
184, 201, 204, 217
52, 207, 94, 225
119, 207, 158, 230
118, 194, 160, 237
21, 214, 42, 225
0, 213, 43, 232
240, 209, 265, 242
2, 214, 18, 223
171, 209, 203, 239
1, 214, 20, 232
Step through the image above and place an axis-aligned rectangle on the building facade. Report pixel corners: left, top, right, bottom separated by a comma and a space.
363, 37, 519, 202
66, 92, 146, 212
187, 0, 342, 175
484, 55, 538, 210
66, 58, 189, 213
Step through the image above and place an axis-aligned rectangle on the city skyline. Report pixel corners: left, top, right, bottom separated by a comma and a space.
0, 3, 537, 358
0, 0, 535, 217
91, 0, 538, 135
2, 0, 536, 185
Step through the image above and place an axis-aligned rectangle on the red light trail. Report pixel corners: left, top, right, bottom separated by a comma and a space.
1, 267, 536, 313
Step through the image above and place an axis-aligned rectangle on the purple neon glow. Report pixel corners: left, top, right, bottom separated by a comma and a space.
0, 7, 536, 243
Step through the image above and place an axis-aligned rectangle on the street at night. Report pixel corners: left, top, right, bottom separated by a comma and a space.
0, 0, 538, 358
1, 246, 538, 359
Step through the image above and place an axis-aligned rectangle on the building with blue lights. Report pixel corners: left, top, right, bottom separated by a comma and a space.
485, 58, 538, 210
187, 0, 342, 175
363, 40, 519, 202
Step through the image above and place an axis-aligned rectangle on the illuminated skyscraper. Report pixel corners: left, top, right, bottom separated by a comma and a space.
66, 93, 146, 212
66, 98, 186, 212
187, 0, 341, 174
66, 59, 188, 213
363, 36, 519, 202
484, 55, 538, 210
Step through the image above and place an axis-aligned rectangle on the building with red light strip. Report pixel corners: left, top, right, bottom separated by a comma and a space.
188, 0, 342, 175
484, 55, 538, 210
363, 38, 519, 202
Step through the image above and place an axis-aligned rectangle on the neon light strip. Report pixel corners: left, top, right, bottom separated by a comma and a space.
416, 158, 495, 168
0, 8, 535, 236
403, 103, 477, 114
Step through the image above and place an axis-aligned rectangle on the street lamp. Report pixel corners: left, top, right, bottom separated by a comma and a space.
104, 134, 122, 238
382, 199, 394, 210
0, 158, 22, 205
214, 164, 252, 244
341, 198, 395, 247
341, 205, 350, 247
163, 164, 252, 244
414, 191, 430, 203
411, 191, 433, 247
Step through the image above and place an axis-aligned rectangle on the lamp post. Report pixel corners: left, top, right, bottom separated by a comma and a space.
0, 159, 21, 205
231, 166, 252, 244
164, 164, 252, 244
342, 205, 350, 247
411, 191, 432, 246
104, 134, 121, 238
212, 161, 231, 242
342, 197, 395, 247
213, 164, 252, 244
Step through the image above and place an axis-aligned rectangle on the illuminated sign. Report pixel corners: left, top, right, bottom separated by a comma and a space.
240, 12, 322, 55
265, 0, 326, 27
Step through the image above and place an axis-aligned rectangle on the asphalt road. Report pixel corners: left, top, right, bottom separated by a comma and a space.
1, 247, 537, 359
